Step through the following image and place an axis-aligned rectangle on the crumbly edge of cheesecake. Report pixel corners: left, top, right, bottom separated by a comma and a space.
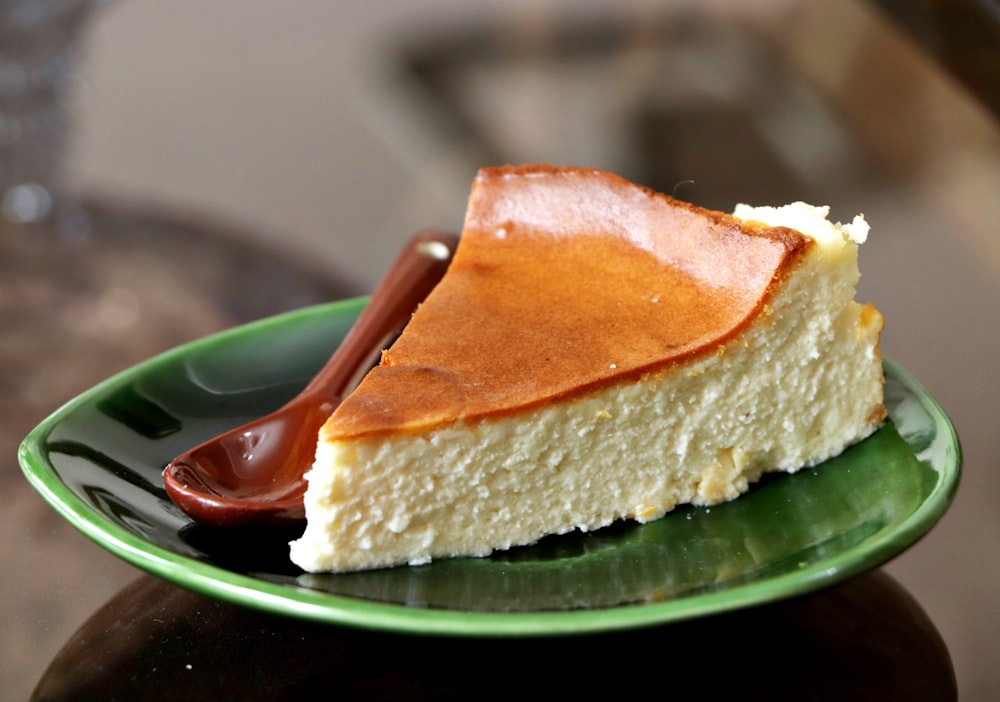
289, 205, 884, 574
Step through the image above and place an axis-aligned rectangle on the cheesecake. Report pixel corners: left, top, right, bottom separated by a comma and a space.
289, 165, 885, 573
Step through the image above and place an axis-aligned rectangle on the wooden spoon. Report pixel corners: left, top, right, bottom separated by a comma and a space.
162, 230, 458, 527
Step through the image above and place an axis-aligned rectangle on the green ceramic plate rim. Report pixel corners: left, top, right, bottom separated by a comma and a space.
19, 299, 962, 637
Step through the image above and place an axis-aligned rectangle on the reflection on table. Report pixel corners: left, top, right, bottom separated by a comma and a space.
34, 569, 954, 701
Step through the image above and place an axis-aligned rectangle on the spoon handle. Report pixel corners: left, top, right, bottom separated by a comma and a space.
299, 229, 459, 404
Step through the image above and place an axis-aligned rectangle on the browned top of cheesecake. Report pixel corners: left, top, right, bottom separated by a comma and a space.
323, 165, 811, 440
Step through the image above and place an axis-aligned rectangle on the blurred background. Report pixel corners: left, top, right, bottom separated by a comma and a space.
3, 0, 999, 698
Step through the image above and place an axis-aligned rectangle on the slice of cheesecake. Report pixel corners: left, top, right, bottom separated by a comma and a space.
289, 165, 885, 573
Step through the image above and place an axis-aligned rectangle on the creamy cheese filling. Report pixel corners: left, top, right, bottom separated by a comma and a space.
290, 203, 883, 573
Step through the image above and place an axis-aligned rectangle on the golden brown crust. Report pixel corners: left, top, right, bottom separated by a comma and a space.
324, 165, 811, 440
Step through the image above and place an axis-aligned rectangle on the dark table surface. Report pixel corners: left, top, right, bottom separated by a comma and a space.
33, 570, 955, 701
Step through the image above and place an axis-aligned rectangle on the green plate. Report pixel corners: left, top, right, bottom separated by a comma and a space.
19, 298, 961, 636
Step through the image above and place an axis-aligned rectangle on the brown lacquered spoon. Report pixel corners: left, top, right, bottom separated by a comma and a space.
163, 230, 458, 528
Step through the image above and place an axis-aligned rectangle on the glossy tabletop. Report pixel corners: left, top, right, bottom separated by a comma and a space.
33, 570, 955, 701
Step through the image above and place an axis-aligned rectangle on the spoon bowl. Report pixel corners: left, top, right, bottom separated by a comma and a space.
163, 230, 458, 527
